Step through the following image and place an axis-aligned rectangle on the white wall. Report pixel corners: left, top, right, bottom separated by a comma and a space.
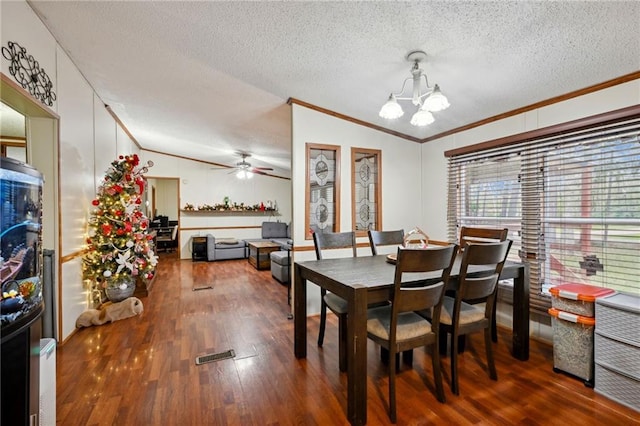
291, 104, 425, 314
1, 0, 138, 341
139, 150, 292, 259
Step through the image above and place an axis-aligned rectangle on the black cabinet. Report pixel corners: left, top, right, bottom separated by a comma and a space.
192, 236, 208, 261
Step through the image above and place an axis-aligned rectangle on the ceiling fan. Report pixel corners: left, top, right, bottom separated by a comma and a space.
212, 153, 273, 178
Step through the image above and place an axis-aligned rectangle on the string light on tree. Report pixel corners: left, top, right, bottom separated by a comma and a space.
82, 154, 157, 305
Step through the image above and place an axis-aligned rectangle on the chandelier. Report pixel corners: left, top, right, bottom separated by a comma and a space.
379, 50, 450, 126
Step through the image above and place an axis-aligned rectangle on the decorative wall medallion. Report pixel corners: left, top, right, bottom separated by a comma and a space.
314, 199, 329, 229
2, 41, 57, 106
313, 154, 329, 185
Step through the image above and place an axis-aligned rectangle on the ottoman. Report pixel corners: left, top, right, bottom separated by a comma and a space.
270, 250, 290, 283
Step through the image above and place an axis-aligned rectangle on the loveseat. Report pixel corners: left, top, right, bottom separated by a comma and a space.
205, 221, 291, 262
244, 221, 292, 249
205, 235, 247, 261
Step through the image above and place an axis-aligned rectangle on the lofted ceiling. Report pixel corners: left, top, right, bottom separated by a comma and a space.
26, 1, 640, 179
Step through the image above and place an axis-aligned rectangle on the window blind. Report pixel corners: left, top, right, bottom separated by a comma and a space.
448, 110, 640, 312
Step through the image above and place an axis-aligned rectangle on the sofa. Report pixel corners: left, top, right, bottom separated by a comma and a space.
206, 235, 247, 261
244, 221, 292, 249
205, 222, 291, 262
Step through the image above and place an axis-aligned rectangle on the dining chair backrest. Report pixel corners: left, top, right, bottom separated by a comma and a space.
368, 229, 404, 255
391, 245, 458, 316
457, 240, 513, 302
312, 231, 357, 260
459, 226, 508, 252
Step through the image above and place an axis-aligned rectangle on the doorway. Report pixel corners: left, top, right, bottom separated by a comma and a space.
145, 176, 180, 254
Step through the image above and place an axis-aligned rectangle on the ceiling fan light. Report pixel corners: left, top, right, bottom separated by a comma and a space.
423, 84, 450, 112
410, 109, 434, 127
237, 169, 253, 179
379, 94, 404, 119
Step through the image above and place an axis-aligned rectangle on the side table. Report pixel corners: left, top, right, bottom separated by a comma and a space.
247, 241, 281, 270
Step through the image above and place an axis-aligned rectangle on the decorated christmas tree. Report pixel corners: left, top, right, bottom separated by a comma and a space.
83, 154, 157, 305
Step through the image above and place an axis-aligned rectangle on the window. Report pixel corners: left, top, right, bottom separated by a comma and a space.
352, 148, 381, 236
447, 107, 640, 311
305, 143, 340, 240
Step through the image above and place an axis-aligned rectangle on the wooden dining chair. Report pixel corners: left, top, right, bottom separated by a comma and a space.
366, 245, 458, 423
459, 226, 508, 251
438, 240, 512, 395
458, 226, 509, 343
312, 231, 357, 372
368, 229, 404, 255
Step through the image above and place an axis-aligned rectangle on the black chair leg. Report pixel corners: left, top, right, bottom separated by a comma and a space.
402, 349, 413, 365
439, 331, 448, 355
381, 346, 390, 363
458, 335, 466, 353
318, 302, 327, 347
491, 302, 498, 342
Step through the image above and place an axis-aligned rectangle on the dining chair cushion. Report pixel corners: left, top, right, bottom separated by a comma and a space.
324, 292, 348, 314
439, 296, 485, 325
367, 306, 433, 342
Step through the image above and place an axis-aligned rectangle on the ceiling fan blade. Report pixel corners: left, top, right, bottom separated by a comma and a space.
252, 166, 274, 171
250, 168, 269, 175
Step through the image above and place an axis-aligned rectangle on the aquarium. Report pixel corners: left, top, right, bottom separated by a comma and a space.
0, 156, 43, 338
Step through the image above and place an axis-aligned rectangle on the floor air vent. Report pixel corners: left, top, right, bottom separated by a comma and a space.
192, 285, 213, 291
195, 349, 235, 365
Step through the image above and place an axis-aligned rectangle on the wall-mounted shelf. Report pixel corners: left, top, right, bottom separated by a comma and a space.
181, 209, 280, 216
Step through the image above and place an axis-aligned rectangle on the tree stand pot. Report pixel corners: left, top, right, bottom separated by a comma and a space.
105, 278, 136, 302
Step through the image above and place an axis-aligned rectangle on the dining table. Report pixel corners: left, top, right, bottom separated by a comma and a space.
293, 253, 529, 426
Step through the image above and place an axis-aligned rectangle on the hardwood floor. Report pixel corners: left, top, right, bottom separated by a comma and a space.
57, 253, 639, 425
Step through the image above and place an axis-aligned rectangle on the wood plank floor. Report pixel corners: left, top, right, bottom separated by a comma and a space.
57, 253, 640, 425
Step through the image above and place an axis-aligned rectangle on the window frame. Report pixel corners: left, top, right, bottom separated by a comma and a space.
351, 147, 382, 237
305, 143, 341, 240
446, 105, 640, 312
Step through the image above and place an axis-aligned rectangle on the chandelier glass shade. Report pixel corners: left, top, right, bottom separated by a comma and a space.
410, 109, 434, 126
379, 94, 404, 119
379, 51, 450, 127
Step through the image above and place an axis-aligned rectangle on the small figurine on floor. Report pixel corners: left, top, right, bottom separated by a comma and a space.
76, 297, 143, 328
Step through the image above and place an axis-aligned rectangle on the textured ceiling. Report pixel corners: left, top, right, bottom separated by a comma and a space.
26, 1, 640, 178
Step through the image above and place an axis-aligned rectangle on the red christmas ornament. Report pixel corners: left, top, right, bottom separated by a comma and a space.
101, 224, 112, 235
135, 177, 145, 194
116, 228, 125, 236
92, 199, 100, 206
